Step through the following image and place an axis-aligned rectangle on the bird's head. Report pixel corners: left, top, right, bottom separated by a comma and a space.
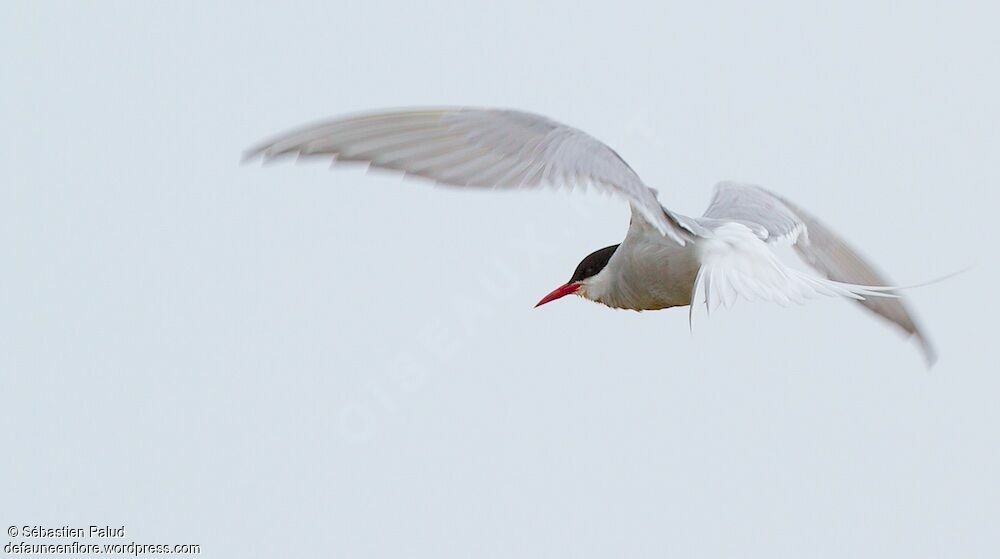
535, 244, 620, 307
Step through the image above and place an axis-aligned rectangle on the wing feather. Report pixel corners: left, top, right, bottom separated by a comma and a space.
245, 107, 691, 244
696, 182, 935, 364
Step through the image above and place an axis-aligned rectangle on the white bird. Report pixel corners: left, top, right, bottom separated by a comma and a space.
245, 107, 935, 364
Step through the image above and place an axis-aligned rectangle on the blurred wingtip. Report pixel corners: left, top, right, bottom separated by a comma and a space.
915, 332, 938, 369
240, 142, 270, 165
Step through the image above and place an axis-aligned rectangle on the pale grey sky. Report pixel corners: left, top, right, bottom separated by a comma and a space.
2, 1, 998, 557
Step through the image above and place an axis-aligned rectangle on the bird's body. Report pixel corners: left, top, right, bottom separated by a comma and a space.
246, 107, 937, 364
582, 209, 701, 311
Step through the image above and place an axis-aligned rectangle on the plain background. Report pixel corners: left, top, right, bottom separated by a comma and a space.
3, 1, 998, 557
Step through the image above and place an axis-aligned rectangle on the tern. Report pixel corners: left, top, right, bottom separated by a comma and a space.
245, 108, 935, 364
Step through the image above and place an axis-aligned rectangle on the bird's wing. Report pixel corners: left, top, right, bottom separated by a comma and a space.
695, 181, 935, 364
701, 181, 806, 243
245, 108, 691, 244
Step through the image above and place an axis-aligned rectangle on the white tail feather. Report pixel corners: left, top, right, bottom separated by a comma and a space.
688, 223, 903, 331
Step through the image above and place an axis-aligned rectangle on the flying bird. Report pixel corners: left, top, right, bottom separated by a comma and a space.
245, 108, 935, 364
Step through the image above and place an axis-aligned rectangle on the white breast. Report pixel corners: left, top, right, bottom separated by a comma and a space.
580, 213, 701, 311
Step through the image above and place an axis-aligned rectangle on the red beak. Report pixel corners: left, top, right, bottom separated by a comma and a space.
534, 282, 581, 308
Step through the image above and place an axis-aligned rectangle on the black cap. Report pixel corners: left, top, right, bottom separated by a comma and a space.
569, 244, 620, 283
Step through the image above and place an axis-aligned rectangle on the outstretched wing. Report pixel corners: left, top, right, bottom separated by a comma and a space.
698, 181, 935, 364
245, 108, 691, 244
